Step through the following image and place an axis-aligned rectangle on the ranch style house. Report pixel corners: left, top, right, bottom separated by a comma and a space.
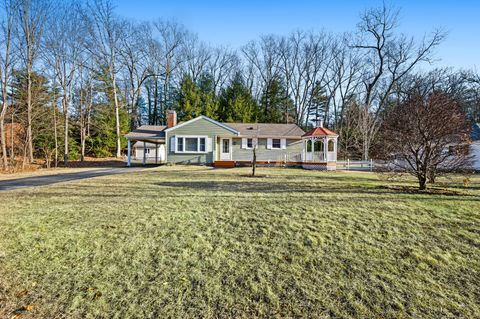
125, 110, 339, 170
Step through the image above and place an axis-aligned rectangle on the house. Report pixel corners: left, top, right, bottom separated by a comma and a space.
125, 110, 339, 170
472, 123, 480, 171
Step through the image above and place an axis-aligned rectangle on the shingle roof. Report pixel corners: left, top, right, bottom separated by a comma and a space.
302, 127, 338, 137
472, 123, 480, 141
125, 125, 166, 140
223, 123, 305, 138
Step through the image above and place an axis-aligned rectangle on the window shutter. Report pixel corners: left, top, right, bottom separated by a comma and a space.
170, 136, 176, 152
281, 138, 287, 149
207, 137, 213, 152
267, 138, 272, 149
241, 138, 247, 149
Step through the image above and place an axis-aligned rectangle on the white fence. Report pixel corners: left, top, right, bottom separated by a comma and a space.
337, 159, 375, 171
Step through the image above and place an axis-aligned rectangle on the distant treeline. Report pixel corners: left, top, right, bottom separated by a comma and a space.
0, 0, 479, 169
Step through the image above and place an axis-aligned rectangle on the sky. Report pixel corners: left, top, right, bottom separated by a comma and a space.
115, 0, 479, 71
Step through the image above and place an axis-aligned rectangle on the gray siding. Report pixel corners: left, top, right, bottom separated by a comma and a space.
232, 138, 303, 162
167, 118, 237, 164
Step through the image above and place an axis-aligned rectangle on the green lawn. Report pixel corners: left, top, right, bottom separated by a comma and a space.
0, 167, 479, 318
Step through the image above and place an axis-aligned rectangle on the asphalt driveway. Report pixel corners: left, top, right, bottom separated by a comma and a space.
0, 167, 145, 191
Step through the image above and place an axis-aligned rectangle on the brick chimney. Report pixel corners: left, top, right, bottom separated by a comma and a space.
167, 110, 177, 128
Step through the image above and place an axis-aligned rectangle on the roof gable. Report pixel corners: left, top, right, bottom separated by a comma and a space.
302, 127, 338, 137
125, 125, 166, 140
165, 115, 239, 134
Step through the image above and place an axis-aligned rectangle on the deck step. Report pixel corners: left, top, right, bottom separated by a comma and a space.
214, 161, 236, 168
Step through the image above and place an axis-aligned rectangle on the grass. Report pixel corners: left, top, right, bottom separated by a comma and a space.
0, 167, 479, 318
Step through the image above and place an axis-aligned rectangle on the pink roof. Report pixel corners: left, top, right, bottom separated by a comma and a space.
302, 127, 338, 137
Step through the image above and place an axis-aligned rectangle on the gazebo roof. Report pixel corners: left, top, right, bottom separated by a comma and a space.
302, 126, 338, 138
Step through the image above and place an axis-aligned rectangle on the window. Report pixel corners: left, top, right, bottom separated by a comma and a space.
175, 136, 208, 153
272, 138, 281, 149
185, 138, 198, 152
247, 138, 253, 149
177, 137, 184, 152
222, 139, 230, 153
145, 148, 150, 154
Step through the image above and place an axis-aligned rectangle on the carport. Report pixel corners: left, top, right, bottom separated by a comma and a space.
124, 125, 166, 166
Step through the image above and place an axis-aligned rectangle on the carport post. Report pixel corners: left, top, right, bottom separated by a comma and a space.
143, 141, 146, 166
127, 139, 131, 167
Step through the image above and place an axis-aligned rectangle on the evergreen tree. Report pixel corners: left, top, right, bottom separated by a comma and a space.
260, 77, 294, 123
218, 73, 258, 122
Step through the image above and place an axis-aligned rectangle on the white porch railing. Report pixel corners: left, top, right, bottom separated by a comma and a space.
302, 152, 336, 162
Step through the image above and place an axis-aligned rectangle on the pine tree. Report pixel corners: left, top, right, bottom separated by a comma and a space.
218, 73, 258, 122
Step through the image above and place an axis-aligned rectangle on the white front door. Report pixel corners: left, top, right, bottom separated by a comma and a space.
220, 138, 231, 160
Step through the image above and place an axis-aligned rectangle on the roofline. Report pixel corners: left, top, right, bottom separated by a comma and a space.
164, 115, 239, 134
234, 135, 303, 139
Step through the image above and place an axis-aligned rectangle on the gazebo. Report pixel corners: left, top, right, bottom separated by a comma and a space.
301, 121, 338, 170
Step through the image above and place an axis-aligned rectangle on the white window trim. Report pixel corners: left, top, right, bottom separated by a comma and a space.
271, 138, 282, 149
175, 135, 209, 154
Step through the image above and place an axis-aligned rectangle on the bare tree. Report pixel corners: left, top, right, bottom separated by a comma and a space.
152, 19, 186, 124
120, 20, 151, 128
0, 0, 17, 170
82, 0, 126, 158
378, 91, 472, 190
17, 0, 49, 163
44, 0, 83, 165
180, 33, 211, 82
353, 4, 446, 160
208, 46, 239, 95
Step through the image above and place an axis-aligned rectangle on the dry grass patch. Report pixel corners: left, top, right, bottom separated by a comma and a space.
0, 167, 479, 318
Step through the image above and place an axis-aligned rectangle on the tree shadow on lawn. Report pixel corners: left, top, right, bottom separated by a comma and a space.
153, 180, 479, 200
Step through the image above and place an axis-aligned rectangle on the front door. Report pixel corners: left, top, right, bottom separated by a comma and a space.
220, 138, 231, 160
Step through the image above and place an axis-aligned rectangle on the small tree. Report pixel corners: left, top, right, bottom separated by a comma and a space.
378, 91, 472, 190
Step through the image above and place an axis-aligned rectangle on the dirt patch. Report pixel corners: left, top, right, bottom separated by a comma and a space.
59, 157, 125, 168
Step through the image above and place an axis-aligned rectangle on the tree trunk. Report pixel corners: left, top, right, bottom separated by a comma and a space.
112, 71, 121, 158
252, 147, 256, 177
63, 96, 69, 166
26, 68, 33, 163
53, 94, 58, 168
418, 176, 427, 190
0, 117, 7, 170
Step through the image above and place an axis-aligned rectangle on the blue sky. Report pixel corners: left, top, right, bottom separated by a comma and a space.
115, 0, 479, 70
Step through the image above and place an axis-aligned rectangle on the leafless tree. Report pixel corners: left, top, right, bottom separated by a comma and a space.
44, 0, 83, 165
353, 4, 446, 160
17, 0, 49, 163
82, 0, 126, 158
152, 19, 187, 124
208, 46, 239, 95
378, 91, 472, 190
0, 0, 18, 170
180, 33, 211, 82
120, 20, 151, 128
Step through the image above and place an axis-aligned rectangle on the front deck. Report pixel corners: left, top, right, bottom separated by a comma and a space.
214, 160, 337, 170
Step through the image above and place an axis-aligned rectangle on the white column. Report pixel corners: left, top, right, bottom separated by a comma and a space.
324, 137, 328, 161
127, 139, 131, 167
311, 137, 314, 162
155, 143, 158, 164
143, 141, 146, 166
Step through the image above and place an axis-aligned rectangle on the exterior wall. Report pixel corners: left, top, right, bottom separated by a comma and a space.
166, 118, 237, 164
134, 145, 165, 161
472, 142, 480, 170
231, 138, 303, 162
